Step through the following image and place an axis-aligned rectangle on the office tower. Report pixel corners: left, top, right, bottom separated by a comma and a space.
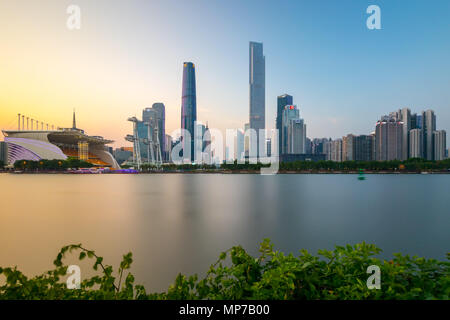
409, 129, 424, 159
287, 119, 306, 154
305, 138, 312, 154
151, 103, 165, 161
433, 130, 446, 161
422, 110, 436, 160
0, 141, 8, 165
181, 62, 197, 162
165, 134, 173, 162
142, 107, 159, 162
276, 94, 293, 154
399, 108, 411, 160
203, 123, 212, 164
281, 105, 299, 154
113, 147, 133, 165
312, 138, 330, 155
342, 134, 355, 161
375, 118, 403, 161
249, 42, 265, 157
235, 129, 245, 161
354, 135, 373, 161
244, 123, 250, 158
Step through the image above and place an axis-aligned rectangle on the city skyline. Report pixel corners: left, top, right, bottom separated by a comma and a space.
1, 0, 450, 148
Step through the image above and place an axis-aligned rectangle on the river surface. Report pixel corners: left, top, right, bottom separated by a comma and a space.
0, 173, 449, 291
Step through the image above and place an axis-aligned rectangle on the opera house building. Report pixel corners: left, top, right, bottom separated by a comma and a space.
1, 114, 119, 169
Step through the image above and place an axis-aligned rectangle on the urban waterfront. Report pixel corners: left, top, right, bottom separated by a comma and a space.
1, 173, 448, 292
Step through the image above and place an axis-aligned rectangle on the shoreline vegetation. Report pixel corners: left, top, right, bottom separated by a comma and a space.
2, 158, 450, 174
0, 240, 448, 300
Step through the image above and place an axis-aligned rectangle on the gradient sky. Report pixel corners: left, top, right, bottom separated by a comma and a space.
1, 0, 449, 148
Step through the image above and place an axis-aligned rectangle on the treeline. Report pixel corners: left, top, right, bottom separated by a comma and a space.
0, 240, 448, 300
13, 158, 94, 171
277, 158, 450, 172
141, 158, 450, 172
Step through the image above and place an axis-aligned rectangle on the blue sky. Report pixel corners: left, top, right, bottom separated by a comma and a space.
1, 0, 449, 145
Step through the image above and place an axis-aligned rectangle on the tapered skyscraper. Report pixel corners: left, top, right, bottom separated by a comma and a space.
249, 42, 265, 157
181, 62, 197, 162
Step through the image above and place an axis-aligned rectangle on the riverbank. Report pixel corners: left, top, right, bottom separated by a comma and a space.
3, 169, 450, 174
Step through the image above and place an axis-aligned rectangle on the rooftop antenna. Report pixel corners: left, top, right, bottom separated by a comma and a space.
72, 108, 77, 129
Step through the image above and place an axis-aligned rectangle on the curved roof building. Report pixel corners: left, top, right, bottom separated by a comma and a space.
2, 113, 120, 169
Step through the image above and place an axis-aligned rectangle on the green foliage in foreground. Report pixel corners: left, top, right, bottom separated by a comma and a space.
0, 241, 449, 300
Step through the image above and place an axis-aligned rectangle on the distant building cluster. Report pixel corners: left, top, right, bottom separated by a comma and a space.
114, 42, 447, 166
309, 108, 446, 162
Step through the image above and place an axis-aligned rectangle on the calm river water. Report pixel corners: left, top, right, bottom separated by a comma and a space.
0, 173, 449, 291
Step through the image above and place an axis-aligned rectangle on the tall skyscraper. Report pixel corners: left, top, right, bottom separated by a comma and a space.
422, 110, 436, 160
409, 129, 424, 159
249, 42, 265, 157
276, 94, 293, 154
181, 62, 197, 162
433, 130, 446, 161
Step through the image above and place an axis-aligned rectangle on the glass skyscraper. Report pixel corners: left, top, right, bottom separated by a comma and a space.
249, 42, 265, 157
151, 103, 165, 161
277, 94, 293, 155
181, 62, 197, 162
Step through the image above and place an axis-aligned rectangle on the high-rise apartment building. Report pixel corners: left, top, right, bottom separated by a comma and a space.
354, 135, 373, 161
399, 108, 411, 160
433, 130, 447, 161
375, 118, 403, 161
342, 134, 355, 161
409, 129, 424, 159
330, 139, 343, 162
